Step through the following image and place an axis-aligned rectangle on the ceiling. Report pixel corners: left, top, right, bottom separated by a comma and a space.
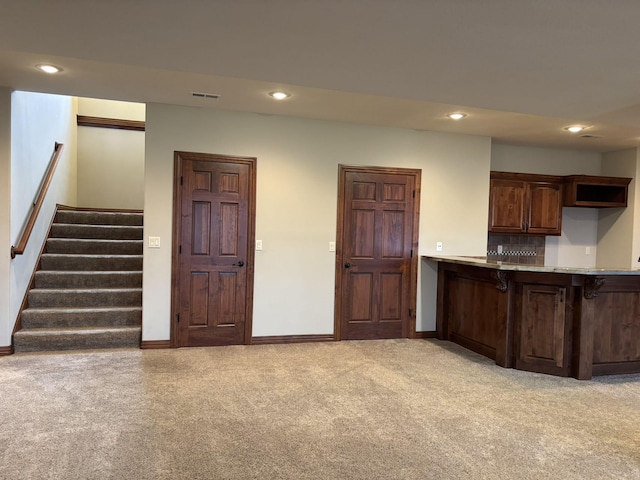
1, 0, 640, 152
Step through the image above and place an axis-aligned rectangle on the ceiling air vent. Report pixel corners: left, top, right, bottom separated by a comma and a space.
191, 92, 220, 100
580, 134, 602, 139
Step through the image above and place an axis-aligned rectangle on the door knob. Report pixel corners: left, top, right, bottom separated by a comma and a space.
344, 262, 351, 268
234, 261, 245, 267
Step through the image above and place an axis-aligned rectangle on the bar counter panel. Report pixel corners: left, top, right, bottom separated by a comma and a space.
427, 256, 640, 379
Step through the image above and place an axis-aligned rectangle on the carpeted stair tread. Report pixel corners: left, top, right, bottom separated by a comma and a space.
40, 254, 143, 271
50, 224, 143, 240
21, 307, 142, 329
46, 238, 143, 255
55, 210, 143, 226
14, 206, 144, 353
28, 288, 142, 308
13, 326, 141, 352
35, 271, 142, 288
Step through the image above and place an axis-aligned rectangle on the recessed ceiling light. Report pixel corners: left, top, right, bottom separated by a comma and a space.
447, 113, 466, 120
565, 126, 585, 133
36, 64, 63, 74
269, 91, 290, 100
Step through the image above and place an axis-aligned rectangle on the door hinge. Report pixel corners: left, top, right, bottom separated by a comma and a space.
180, 176, 183, 186
409, 308, 413, 317
176, 314, 180, 323
179, 245, 182, 254
413, 190, 416, 198
410, 249, 413, 257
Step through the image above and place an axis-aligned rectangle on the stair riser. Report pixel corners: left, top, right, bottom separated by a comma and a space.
15, 207, 144, 353
40, 255, 143, 271
21, 309, 142, 329
29, 290, 142, 308
46, 239, 143, 255
35, 272, 142, 288
13, 329, 141, 353
55, 211, 143, 226
50, 224, 143, 240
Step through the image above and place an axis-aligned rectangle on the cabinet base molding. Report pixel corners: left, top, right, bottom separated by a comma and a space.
592, 361, 640, 377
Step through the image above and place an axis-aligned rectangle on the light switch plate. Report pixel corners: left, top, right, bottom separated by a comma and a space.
329, 241, 336, 252
436, 242, 443, 252
256, 240, 263, 251
148, 236, 160, 248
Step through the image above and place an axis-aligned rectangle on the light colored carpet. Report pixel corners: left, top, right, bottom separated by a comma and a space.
0, 339, 638, 479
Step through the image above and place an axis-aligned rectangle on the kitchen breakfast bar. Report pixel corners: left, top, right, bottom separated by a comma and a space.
426, 256, 640, 380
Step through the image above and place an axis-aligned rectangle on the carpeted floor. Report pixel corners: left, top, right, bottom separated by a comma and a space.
0, 339, 638, 479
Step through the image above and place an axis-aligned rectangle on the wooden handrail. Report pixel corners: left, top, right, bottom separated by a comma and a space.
11, 142, 64, 259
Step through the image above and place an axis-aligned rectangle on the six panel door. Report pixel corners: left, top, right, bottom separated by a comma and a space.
337, 169, 418, 340
174, 153, 254, 347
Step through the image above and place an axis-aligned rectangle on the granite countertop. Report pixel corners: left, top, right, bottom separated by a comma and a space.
423, 255, 640, 276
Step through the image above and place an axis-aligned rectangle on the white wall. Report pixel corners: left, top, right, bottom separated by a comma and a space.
491, 144, 601, 176
77, 98, 145, 121
597, 148, 637, 269
6, 92, 77, 345
632, 149, 640, 269
144, 105, 492, 340
0, 88, 12, 348
491, 143, 602, 267
544, 208, 599, 267
76, 98, 145, 209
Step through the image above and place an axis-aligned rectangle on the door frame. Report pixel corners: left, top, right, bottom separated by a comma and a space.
333, 164, 421, 341
170, 151, 257, 347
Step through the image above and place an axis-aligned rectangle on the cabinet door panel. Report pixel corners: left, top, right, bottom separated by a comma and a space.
517, 284, 570, 376
488, 180, 526, 233
528, 182, 562, 235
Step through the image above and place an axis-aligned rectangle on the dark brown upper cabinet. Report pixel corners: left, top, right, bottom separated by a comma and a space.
489, 172, 563, 236
563, 175, 631, 208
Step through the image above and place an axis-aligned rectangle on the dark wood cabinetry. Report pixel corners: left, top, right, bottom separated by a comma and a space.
563, 175, 631, 208
488, 179, 526, 233
489, 172, 562, 235
433, 258, 640, 380
527, 182, 563, 234
516, 283, 571, 376
489, 172, 631, 236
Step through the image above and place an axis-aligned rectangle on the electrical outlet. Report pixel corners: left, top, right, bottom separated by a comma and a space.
436, 242, 443, 252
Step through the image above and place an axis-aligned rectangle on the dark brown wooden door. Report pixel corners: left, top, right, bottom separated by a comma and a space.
172, 152, 255, 347
488, 179, 527, 233
516, 284, 570, 376
335, 166, 420, 340
527, 182, 562, 235
489, 177, 562, 235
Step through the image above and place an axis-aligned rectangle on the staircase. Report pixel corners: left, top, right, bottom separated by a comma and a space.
13, 208, 143, 353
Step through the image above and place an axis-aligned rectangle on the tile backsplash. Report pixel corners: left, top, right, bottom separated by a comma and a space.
487, 234, 545, 265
